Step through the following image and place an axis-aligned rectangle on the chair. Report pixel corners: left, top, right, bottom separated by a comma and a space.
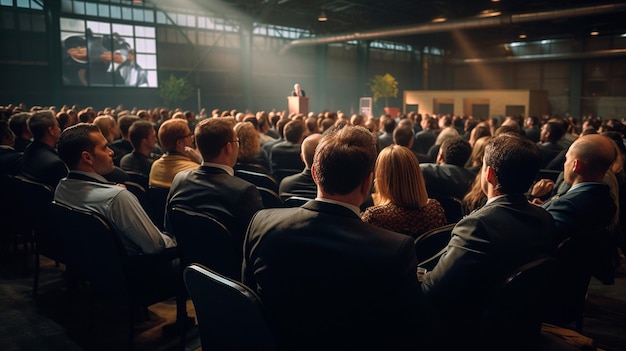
413, 223, 456, 271
125, 171, 149, 190
536, 169, 562, 182
124, 181, 147, 205
14, 175, 63, 295
481, 256, 558, 351
235, 169, 279, 193
50, 201, 186, 350
283, 196, 312, 208
258, 187, 284, 208
146, 186, 169, 230
0, 174, 30, 258
435, 196, 465, 223
271, 168, 300, 183
183, 263, 277, 351
167, 205, 241, 281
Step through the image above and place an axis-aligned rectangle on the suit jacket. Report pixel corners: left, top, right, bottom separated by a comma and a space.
376, 132, 394, 153
420, 163, 475, 200
268, 140, 303, 173
422, 194, 555, 348
539, 141, 564, 168
278, 168, 317, 201
166, 165, 263, 252
21, 140, 68, 189
0, 147, 22, 175
109, 139, 133, 166
243, 200, 439, 351
413, 130, 436, 155
290, 89, 305, 97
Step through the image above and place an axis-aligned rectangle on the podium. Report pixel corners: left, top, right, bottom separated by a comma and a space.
287, 96, 309, 115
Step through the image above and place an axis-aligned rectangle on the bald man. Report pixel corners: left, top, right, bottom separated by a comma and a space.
541, 134, 618, 327
278, 133, 321, 201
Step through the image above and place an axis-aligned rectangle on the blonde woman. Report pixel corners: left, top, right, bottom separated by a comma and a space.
234, 121, 271, 173
362, 145, 446, 238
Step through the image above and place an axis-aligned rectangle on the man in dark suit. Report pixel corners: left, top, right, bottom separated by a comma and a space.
376, 115, 395, 152
268, 119, 305, 175
419, 137, 474, 200
278, 132, 321, 201
290, 83, 305, 97
243, 125, 438, 351
421, 133, 556, 350
8, 112, 32, 152
0, 120, 22, 175
166, 117, 263, 254
413, 115, 437, 155
539, 119, 565, 168
21, 110, 68, 188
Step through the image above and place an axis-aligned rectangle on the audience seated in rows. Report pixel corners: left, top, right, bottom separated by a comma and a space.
54, 123, 176, 255
0, 120, 22, 175
243, 125, 439, 351
420, 137, 474, 200
361, 145, 446, 239
166, 117, 263, 257
422, 133, 556, 350
21, 110, 68, 188
278, 133, 321, 201
149, 118, 201, 188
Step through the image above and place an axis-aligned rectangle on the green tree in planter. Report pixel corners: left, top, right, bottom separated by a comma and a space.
368, 73, 398, 108
160, 74, 194, 108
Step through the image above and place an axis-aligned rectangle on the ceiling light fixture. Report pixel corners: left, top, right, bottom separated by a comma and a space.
318, 10, 328, 22
432, 16, 447, 23
477, 9, 501, 18
590, 29, 599, 36
519, 33, 527, 39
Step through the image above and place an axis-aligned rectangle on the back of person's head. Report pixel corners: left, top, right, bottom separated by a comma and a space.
375, 145, 427, 209
440, 137, 471, 166
466, 136, 492, 168
117, 115, 140, 138
129, 120, 155, 150
28, 110, 56, 141
8, 112, 31, 137
350, 114, 365, 126
57, 123, 101, 169
305, 116, 319, 134
158, 118, 190, 152
301, 133, 322, 169
435, 126, 460, 146
495, 124, 522, 137
570, 134, 616, 179
93, 115, 119, 142
382, 117, 396, 133
234, 121, 260, 162
283, 120, 305, 144
469, 124, 492, 145
275, 118, 290, 140
137, 109, 150, 120
0, 120, 15, 146
543, 120, 565, 142
56, 111, 71, 130
195, 117, 235, 161
78, 108, 95, 123
313, 125, 376, 195
243, 115, 259, 129
321, 118, 335, 133
484, 133, 542, 194
393, 125, 414, 147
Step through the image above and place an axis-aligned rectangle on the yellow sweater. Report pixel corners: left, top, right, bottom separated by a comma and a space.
148, 153, 199, 188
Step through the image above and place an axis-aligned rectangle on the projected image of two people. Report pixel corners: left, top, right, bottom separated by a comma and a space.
62, 28, 148, 87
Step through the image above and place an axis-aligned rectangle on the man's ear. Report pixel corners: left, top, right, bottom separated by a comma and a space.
436, 149, 444, 164
485, 165, 497, 187
81, 150, 93, 165
572, 159, 582, 174
311, 165, 318, 185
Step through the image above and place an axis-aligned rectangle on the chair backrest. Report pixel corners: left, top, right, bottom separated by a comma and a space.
124, 180, 147, 203
283, 196, 312, 208
50, 201, 131, 303
257, 187, 284, 208
413, 223, 456, 271
271, 168, 300, 183
168, 205, 241, 281
146, 186, 169, 230
482, 256, 558, 350
125, 171, 149, 189
434, 196, 464, 223
14, 175, 62, 261
235, 169, 279, 193
183, 263, 276, 351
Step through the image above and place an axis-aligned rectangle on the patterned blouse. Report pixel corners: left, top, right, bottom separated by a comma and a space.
361, 199, 447, 239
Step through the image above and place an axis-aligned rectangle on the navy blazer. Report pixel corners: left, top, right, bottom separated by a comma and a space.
420, 163, 476, 200
243, 200, 438, 351
277, 168, 316, 201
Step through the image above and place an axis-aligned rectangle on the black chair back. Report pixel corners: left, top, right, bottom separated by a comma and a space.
283, 196, 312, 208
125, 171, 149, 189
413, 223, 455, 271
235, 169, 279, 193
0, 174, 29, 255
482, 256, 558, 351
271, 168, 300, 183
168, 205, 241, 281
435, 196, 464, 223
184, 263, 277, 351
258, 187, 284, 208
146, 186, 169, 230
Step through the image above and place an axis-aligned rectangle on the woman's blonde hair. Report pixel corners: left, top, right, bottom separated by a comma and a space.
234, 121, 260, 162
374, 145, 428, 209
466, 135, 492, 168
93, 115, 119, 142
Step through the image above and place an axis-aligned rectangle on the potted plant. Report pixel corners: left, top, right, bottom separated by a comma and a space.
368, 73, 399, 116
160, 74, 194, 109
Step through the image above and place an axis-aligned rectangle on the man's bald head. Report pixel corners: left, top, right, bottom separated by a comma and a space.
566, 134, 616, 183
301, 133, 323, 169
